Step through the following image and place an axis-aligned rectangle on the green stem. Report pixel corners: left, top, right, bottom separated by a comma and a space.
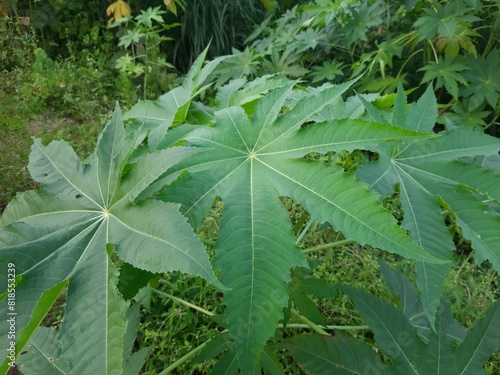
200, 237, 216, 247
482, 27, 497, 58
427, 39, 439, 63
302, 239, 355, 255
453, 251, 474, 283
484, 115, 498, 131
292, 211, 310, 236
152, 288, 214, 317
393, 31, 418, 48
143, 33, 149, 99
318, 41, 351, 53
296, 216, 315, 244
291, 309, 329, 335
278, 323, 370, 330
158, 340, 208, 374
397, 48, 423, 78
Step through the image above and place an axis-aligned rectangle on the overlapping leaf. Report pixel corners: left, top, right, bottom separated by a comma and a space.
356, 85, 500, 328
122, 45, 227, 151
0, 105, 221, 372
286, 262, 500, 375
153, 80, 445, 372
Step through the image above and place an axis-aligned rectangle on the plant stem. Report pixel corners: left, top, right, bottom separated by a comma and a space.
482, 27, 497, 58
200, 237, 216, 247
158, 340, 208, 374
278, 323, 370, 330
302, 239, 355, 254
291, 308, 329, 335
292, 210, 310, 235
152, 288, 214, 317
427, 39, 438, 63
296, 216, 315, 244
396, 48, 423, 78
143, 33, 149, 99
453, 251, 474, 283
484, 115, 498, 131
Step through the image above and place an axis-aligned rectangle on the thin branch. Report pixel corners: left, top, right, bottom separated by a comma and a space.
291, 308, 329, 335
302, 239, 355, 254
296, 216, 315, 244
278, 323, 370, 330
152, 288, 214, 317
158, 340, 208, 374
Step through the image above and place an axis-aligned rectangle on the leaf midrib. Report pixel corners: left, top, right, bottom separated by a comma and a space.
34, 142, 104, 210
458, 304, 500, 374
356, 298, 419, 375
258, 157, 427, 260
108, 212, 211, 273
182, 157, 248, 218
27, 336, 69, 375
243, 155, 257, 367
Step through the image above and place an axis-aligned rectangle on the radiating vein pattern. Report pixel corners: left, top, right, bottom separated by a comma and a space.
0, 105, 220, 371
159, 80, 447, 373
356, 85, 500, 330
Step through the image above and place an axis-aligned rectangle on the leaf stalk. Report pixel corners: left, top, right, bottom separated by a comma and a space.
291, 308, 329, 335
302, 239, 355, 254
152, 288, 214, 317
158, 340, 208, 374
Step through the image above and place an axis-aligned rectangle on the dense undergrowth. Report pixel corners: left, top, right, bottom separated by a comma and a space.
1, 0, 499, 374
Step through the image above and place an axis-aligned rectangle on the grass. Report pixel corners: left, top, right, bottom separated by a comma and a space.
0, 63, 113, 214
0, 98, 107, 213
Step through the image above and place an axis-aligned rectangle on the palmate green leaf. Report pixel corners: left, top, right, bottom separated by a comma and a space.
419, 56, 469, 99
0, 105, 221, 373
289, 28, 323, 53
342, 0, 386, 45
413, 0, 480, 40
135, 6, 166, 28
357, 89, 500, 329
123, 45, 227, 151
285, 333, 397, 375
288, 263, 498, 374
159, 80, 445, 373
16, 260, 127, 375
310, 60, 344, 83
461, 50, 500, 110
444, 104, 490, 130
378, 259, 467, 344
336, 284, 500, 375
